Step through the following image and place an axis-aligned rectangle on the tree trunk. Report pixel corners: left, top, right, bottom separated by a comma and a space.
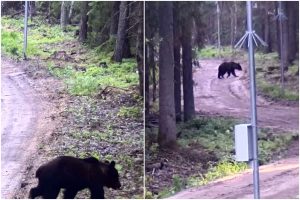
182, 17, 195, 122
60, 1, 67, 32
46, 1, 51, 22
113, 1, 128, 62
110, 1, 120, 38
276, 2, 281, 58
264, 2, 272, 53
79, 1, 88, 43
173, 8, 181, 122
149, 43, 156, 103
68, 1, 74, 24
158, 1, 177, 149
136, 2, 144, 96
287, 1, 298, 63
123, 3, 131, 58
281, 1, 289, 70
29, 1, 36, 21
145, 44, 150, 118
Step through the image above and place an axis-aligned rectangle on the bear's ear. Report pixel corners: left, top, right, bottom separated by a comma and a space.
110, 161, 116, 167
105, 160, 110, 164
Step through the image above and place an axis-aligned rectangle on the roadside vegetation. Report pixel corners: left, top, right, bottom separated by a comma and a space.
145, 116, 298, 198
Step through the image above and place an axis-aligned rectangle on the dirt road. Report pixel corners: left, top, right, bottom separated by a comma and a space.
169, 157, 298, 199
194, 59, 298, 131
1, 58, 57, 198
169, 59, 299, 199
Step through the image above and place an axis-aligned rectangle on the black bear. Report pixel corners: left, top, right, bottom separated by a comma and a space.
218, 62, 242, 79
29, 156, 121, 199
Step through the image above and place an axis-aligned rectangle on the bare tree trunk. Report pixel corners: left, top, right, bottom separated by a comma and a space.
29, 1, 36, 21
150, 44, 156, 103
79, 1, 88, 43
276, 2, 281, 58
173, 7, 182, 122
113, 1, 127, 62
182, 17, 195, 122
136, 1, 144, 96
216, 1, 221, 50
264, 2, 272, 53
145, 44, 150, 118
158, 1, 177, 149
110, 1, 120, 38
281, 1, 289, 70
287, 1, 298, 63
60, 1, 67, 31
68, 1, 74, 24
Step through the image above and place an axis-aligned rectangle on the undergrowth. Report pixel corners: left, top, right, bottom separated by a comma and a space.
146, 117, 297, 198
1, 16, 74, 59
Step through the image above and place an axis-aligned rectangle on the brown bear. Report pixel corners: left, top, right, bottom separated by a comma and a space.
218, 62, 242, 79
29, 156, 121, 199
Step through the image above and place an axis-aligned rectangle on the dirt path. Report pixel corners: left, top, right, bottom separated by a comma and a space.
194, 59, 298, 131
169, 59, 299, 199
1, 58, 58, 198
169, 157, 298, 199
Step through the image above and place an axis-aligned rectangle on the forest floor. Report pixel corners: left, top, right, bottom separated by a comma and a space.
1, 42, 144, 198
169, 59, 299, 199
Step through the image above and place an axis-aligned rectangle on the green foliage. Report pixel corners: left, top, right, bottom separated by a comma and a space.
198, 45, 242, 58
178, 117, 236, 158
187, 159, 248, 187
178, 117, 297, 164
1, 17, 74, 59
117, 106, 142, 119
47, 57, 138, 96
257, 80, 299, 101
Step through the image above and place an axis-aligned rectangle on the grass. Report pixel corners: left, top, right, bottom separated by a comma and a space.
146, 117, 298, 198
197, 45, 245, 59
255, 51, 299, 101
1, 16, 74, 59
117, 106, 143, 119
47, 56, 138, 96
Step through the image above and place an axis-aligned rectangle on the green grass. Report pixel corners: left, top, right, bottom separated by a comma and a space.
178, 117, 296, 164
197, 45, 244, 59
47, 57, 138, 96
1, 16, 74, 59
257, 80, 299, 101
187, 159, 248, 187
117, 106, 143, 119
255, 51, 299, 101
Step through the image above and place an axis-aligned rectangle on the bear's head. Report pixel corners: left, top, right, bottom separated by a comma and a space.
235, 63, 242, 71
103, 161, 121, 189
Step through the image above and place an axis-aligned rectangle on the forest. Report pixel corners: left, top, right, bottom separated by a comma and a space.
145, 1, 299, 198
1, 1, 144, 199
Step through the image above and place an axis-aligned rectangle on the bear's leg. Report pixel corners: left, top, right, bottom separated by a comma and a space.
218, 71, 224, 79
227, 71, 231, 78
232, 70, 238, 77
41, 186, 60, 199
29, 187, 41, 199
90, 187, 105, 199
63, 188, 78, 199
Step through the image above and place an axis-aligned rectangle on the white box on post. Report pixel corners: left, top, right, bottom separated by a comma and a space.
234, 124, 253, 161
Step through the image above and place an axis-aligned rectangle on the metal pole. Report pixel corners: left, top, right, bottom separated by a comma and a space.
246, 1, 260, 199
23, 1, 28, 60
